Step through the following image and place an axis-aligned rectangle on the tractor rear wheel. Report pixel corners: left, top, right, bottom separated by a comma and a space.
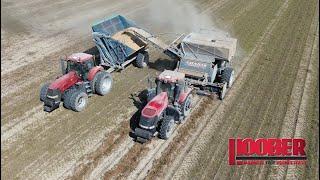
64, 90, 88, 112
159, 116, 175, 140
40, 83, 50, 101
182, 94, 192, 119
222, 67, 235, 88
94, 71, 113, 95
135, 51, 149, 68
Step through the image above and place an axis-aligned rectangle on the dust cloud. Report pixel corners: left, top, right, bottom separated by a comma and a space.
145, 0, 225, 35
142, 0, 244, 60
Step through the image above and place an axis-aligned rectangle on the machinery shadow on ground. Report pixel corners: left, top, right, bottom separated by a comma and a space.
148, 58, 176, 72
83, 46, 100, 58
128, 90, 149, 139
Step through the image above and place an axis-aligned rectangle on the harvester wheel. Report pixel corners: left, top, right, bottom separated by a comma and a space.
182, 94, 192, 118
40, 83, 50, 101
94, 71, 113, 95
135, 51, 149, 68
159, 116, 175, 140
219, 82, 227, 100
64, 90, 88, 112
222, 67, 235, 88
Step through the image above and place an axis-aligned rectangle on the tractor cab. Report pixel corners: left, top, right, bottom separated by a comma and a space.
155, 70, 186, 103
135, 70, 193, 143
61, 53, 95, 80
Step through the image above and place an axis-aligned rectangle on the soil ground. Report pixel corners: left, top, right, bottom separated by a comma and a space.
1, 0, 318, 179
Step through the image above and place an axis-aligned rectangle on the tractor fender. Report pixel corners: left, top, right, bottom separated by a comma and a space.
178, 88, 192, 104
87, 66, 104, 81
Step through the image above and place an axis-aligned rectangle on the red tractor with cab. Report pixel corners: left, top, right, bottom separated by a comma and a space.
134, 70, 193, 143
40, 53, 112, 112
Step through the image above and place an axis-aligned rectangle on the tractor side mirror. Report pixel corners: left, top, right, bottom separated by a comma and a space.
60, 59, 67, 75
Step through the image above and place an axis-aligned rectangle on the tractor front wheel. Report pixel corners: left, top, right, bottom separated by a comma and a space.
40, 83, 50, 101
94, 71, 113, 95
64, 90, 88, 112
135, 51, 149, 68
159, 116, 175, 140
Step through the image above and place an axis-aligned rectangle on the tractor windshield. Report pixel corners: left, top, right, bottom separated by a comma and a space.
67, 61, 83, 72
156, 81, 172, 93
67, 60, 95, 79
156, 80, 175, 101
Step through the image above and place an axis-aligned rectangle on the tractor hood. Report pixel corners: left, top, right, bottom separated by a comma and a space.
49, 71, 81, 92
141, 92, 168, 119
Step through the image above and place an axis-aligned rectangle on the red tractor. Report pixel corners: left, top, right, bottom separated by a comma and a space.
40, 53, 112, 112
134, 70, 193, 143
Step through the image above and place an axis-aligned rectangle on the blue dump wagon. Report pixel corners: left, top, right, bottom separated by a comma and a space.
92, 15, 150, 71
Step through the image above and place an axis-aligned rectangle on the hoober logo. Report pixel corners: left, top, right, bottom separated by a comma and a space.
229, 138, 307, 165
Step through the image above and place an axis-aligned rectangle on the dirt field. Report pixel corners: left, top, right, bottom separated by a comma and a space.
1, 0, 318, 179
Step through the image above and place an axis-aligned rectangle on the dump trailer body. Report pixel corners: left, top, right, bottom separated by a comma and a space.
92, 15, 148, 70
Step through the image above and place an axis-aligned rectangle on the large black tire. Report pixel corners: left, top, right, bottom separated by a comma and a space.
40, 83, 50, 101
63, 88, 76, 109
222, 67, 235, 88
159, 116, 175, 140
219, 82, 227, 100
182, 94, 192, 119
94, 71, 113, 95
64, 90, 88, 112
135, 51, 149, 68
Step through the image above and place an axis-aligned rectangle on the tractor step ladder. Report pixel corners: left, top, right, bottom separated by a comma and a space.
84, 82, 93, 94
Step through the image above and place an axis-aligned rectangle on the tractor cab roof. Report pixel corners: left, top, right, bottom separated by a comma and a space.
67, 53, 93, 63
158, 70, 185, 83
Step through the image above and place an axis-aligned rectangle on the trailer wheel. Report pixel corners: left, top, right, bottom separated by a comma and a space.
159, 116, 175, 140
135, 51, 149, 68
222, 67, 235, 88
94, 71, 113, 95
40, 83, 50, 101
219, 82, 227, 100
182, 94, 192, 118
64, 90, 88, 112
